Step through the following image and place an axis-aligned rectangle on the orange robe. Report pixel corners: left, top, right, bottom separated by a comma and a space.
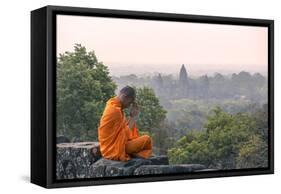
98, 96, 153, 161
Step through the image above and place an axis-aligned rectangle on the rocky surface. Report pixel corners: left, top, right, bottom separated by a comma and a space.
88, 156, 170, 178
89, 157, 153, 177
56, 141, 207, 180
56, 142, 101, 179
134, 164, 206, 175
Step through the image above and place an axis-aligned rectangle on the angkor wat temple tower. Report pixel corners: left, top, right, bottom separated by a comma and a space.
179, 64, 188, 97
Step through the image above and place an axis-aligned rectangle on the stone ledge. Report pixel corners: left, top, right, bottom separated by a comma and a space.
56, 141, 207, 179
89, 157, 154, 177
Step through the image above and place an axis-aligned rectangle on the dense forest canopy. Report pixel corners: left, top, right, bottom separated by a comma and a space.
168, 105, 268, 169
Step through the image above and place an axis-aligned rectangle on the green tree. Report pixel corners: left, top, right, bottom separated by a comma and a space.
168, 130, 210, 165
135, 87, 167, 133
236, 135, 268, 168
57, 44, 116, 141
168, 106, 268, 169
236, 104, 268, 168
132, 87, 168, 154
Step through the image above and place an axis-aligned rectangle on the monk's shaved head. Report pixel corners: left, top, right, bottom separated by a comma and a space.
119, 86, 136, 101
118, 86, 136, 109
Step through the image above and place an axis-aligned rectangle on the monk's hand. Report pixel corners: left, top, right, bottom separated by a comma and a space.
130, 102, 139, 119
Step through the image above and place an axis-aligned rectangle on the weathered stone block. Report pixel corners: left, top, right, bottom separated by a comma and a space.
89, 157, 153, 177
147, 155, 169, 165
56, 142, 101, 179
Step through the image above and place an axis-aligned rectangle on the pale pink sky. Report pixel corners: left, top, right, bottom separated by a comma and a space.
57, 15, 268, 76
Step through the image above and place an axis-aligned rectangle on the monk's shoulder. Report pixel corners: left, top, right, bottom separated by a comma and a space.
104, 105, 123, 120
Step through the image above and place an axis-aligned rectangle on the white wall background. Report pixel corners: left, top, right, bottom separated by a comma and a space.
0, 0, 279, 193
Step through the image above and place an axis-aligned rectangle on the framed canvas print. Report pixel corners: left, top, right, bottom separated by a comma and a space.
31, 5, 274, 188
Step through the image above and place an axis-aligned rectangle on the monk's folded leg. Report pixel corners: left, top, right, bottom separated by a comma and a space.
125, 135, 153, 159
133, 148, 152, 159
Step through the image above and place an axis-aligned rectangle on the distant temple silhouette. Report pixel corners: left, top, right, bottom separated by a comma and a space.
179, 64, 188, 85
179, 64, 188, 97
152, 64, 209, 100
114, 65, 266, 102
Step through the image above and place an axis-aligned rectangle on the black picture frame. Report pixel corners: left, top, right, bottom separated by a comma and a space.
31, 5, 274, 188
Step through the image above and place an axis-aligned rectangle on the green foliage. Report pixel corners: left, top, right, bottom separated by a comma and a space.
135, 87, 167, 133
166, 98, 260, 138
236, 135, 268, 168
168, 130, 209, 165
133, 86, 169, 154
57, 44, 116, 141
168, 105, 268, 169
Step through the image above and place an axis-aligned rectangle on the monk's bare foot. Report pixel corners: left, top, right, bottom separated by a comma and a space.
150, 153, 156, 157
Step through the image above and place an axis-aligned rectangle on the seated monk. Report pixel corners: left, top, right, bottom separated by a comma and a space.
97, 86, 153, 161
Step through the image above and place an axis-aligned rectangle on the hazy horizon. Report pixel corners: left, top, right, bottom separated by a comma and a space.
57, 15, 268, 77
106, 63, 268, 77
